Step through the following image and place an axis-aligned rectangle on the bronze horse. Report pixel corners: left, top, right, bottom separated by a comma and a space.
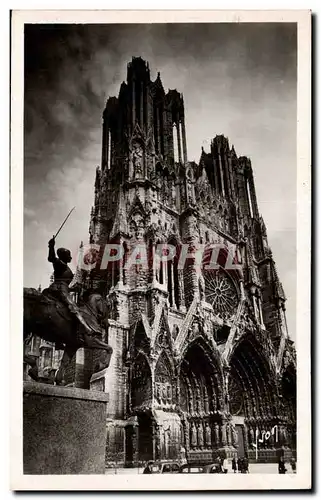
23, 288, 113, 385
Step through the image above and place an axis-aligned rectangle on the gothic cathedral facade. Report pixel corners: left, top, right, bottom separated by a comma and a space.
84, 57, 296, 466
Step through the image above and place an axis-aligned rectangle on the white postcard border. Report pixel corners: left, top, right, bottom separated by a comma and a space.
10, 9, 311, 491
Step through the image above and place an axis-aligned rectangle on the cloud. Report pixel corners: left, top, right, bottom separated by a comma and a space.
24, 207, 36, 219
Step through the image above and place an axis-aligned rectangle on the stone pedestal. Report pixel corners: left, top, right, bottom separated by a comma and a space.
90, 367, 108, 392
23, 381, 109, 474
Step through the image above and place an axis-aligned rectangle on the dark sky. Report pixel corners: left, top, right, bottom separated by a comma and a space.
24, 23, 297, 337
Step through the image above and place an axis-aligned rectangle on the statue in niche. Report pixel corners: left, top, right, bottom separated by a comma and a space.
163, 176, 169, 203
249, 427, 255, 446
187, 214, 198, 239
133, 143, 143, 178
134, 216, 145, 241
167, 384, 172, 402
172, 182, 177, 208
189, 322, 199, 340
190, 422, 197, 448
205, 422, 212, 447
214, 423, 220, 446
226, 423, 232, 446
197, 422, 204, 448
161, 383, 168, 401
187, 181, 194, 204
231, 423, 238, 447
283, 348, 291, 369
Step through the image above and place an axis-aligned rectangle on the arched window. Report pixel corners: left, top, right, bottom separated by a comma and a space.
135, 81, 141, 127
173, 124, 179, 163
222, 156, 230, 197
122, 241, 128, 285
246, 179, 254, 218
167, 239, 180, 309
107, 129, 112, 170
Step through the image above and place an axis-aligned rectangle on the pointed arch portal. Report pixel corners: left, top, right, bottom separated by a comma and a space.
228, 335, 277, 461
179, 340, 224, 463
131, 353, 153, 463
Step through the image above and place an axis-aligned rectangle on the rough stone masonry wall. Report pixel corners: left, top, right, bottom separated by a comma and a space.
128, 291, 149, 323
105, 321, 127, 419
104, 322, 129, 468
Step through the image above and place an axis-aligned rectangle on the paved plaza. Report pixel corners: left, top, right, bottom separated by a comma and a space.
105, 463, 295, 475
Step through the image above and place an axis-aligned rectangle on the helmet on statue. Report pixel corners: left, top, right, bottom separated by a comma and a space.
57, 247, 72, 263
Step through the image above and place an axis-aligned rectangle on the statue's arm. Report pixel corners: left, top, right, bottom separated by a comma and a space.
48, 237, 57, 263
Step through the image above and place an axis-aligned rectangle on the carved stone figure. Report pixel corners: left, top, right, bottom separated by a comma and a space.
214, 422, 220, 446
190, 422, 197, 448
231, 423, 238, 447
133, 143, 143, 178
197, 422, 204, 448
205, 421, 212, 447
249, 427, 255, 446
172, 182, 177, 208
135, 223, 145, 241
187, 214, 198, 239
226, 423, 232, 446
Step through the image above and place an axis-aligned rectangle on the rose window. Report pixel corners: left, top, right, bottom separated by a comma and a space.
204, 270, 239, 318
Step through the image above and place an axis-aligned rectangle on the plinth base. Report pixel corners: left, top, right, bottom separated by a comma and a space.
23, 381, 109, 474
247, 447, 295, 463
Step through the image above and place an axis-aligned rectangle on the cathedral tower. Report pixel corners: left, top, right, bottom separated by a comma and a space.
83, 58, 296, 467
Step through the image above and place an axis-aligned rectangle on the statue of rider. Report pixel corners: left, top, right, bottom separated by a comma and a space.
43, 237, 101, 338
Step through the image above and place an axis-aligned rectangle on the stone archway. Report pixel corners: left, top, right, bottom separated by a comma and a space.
130, 353, 153, 463
153, 351, 181, 462
228, 334, 276, 462
179, 340, 224, 463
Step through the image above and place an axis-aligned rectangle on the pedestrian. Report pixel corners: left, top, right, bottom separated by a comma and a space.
278, 457, 287, 474
143, 461, 154, 474
222, 457, 228, 474
232, 456, 237, 473
217, 456, 222, 473
290, 457, 296, 473
237, 456, 242, 473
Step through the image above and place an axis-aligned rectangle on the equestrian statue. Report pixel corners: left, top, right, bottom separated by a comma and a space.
24, 230, 113, 386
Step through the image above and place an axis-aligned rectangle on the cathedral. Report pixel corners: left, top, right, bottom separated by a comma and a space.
27, 57, 297, 467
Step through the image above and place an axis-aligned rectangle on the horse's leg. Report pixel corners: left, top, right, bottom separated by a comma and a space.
24, 354, 39, 381
55, 346, 77, 386
85, 337, 113, 373
94, 350, 113, 372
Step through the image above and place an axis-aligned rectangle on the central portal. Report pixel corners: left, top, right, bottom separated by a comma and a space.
179, 340, 225, 463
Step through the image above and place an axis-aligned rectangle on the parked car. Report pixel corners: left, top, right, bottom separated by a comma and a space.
203, 463, 225, 474
160, 463, 180, 474
179, 463, 223, 474
142, 462, 181, 474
